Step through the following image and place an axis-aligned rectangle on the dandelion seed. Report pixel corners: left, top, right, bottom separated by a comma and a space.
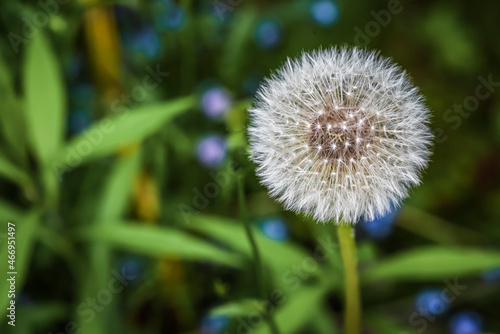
248, 47, 432, 223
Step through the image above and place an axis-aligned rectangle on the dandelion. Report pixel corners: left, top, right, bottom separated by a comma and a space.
248, 46, 433, 334
249, 47, 432, 224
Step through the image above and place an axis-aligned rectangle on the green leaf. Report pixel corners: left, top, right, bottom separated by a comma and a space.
95, 149, 142, 222
81, 223, 243, 268
24, 31, 65, 166
253, 285, 327, 334
41, 164, 59, 207
396, 205, 485, 246
0, 211, 40, 318
0, 151, 29, 185
52, 96, 194, 171
86, 148, 142, 307
311, 221, 343, 273
210, 299, 265, 317
0, 201, 22, 223
310, 306, 339, 334
220, 9, 258, 85
77, 150, 143, 334
0, 54, 27, 164
188, 215, 326, 289
363, 246, 500, 283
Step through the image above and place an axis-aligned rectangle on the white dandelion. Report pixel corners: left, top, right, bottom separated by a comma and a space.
249, 47, 432, 223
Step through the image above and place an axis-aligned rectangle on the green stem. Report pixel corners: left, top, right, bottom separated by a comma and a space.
237, 175, 280, 334
337, 223, 361, 334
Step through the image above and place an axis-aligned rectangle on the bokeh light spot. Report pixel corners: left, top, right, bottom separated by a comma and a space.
310, 0, 339, 26
415, 288, 450, 317
255, 20, 281, 48
69, 109, 91, 134
197, 135, 227, 168
201, 86, 231, 119
449, 311, 483, 334
259, 218, 290, 241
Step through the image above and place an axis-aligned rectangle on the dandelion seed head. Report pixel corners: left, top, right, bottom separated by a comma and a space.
248, 47, 432, 223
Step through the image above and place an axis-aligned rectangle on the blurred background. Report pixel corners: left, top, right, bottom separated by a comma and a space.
0, 0, 500, 333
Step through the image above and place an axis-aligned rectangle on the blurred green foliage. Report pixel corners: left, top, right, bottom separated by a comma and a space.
0, 0, 499, 333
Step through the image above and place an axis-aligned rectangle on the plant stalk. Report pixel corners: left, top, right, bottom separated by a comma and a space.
337, 223, 361, 334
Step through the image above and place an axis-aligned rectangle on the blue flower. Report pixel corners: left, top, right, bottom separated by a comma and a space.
69, 109, 91, 134
481, 267, 500, 283
200, 314, 229, 334
358, 204, 399, 240
255, 20, 281, 49
124, 26, 161, 58
449, 311, 483, 334
139, 27, 161, 58
119, 257, 143, 282
414, 288, 450, 317
149, 0, 185, 31
197, 135, 227, 168
259, 217, 290, 241
161, 5, 185, 30
310, 0, 339, 26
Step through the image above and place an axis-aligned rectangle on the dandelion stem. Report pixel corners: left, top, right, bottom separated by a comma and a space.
337, 223, 361, 334
237, 175, 280, 334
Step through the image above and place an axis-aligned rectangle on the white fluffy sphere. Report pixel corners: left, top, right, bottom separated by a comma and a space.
249, 47, 432, 223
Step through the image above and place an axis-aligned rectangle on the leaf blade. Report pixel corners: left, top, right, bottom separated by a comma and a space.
253, 285, 327, 334
210, 299, 265, 317
82, 223, 243, 268
23, 31, 65, 165
95, 149, 142, 222
0, 54, 27, 164
188, 215, 322, 287
0, 151, 29, 185
0, 211, 40, 318
53, 96, 194, 171
362, 246, 500, 283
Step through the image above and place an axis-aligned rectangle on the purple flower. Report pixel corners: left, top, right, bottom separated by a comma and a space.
197, 135, 227, 168
201, 86, 231, 119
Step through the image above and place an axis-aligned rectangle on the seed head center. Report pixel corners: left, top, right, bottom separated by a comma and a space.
309, 107, 374, 162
